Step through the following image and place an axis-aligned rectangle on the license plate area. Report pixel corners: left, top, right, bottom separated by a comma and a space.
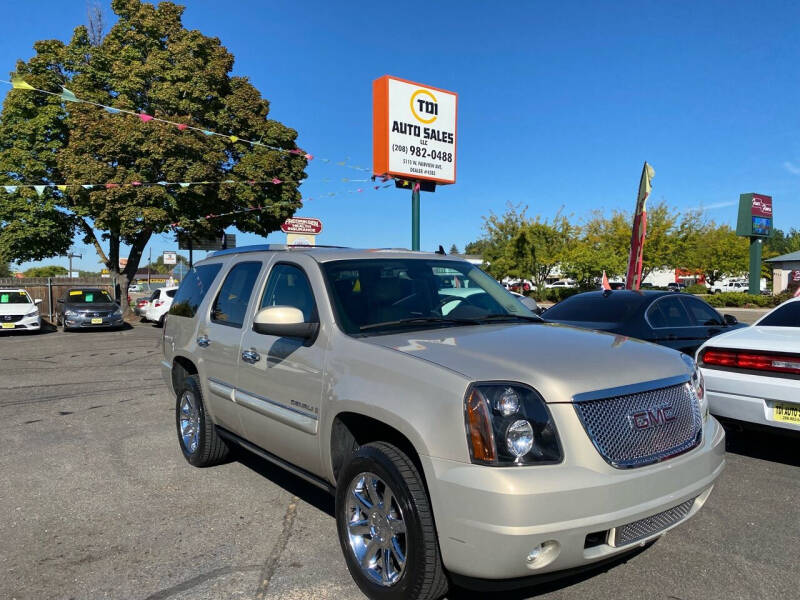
91, 318, 103, 324
2, 322, 15, 329
773, 403, 800, 425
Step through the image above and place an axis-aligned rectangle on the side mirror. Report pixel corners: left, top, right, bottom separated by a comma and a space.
724, 314, 738, 326
253, 306, 318, 339
34, 298, 42, 305
57, 298, 64, 304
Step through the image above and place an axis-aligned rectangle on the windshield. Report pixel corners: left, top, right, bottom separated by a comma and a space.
67, 289, 113, 304
0, 291, 32, 304
322, 259, 536, 335
757, 302, 800, 327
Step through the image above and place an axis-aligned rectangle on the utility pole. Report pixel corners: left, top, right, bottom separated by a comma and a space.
67, 252, 82, 278
148, 247, 151, 286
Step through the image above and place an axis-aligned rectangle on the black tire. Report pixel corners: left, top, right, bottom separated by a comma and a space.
175, 374, 229, 467
336, 442, 448, 600
156, 314, 166, 328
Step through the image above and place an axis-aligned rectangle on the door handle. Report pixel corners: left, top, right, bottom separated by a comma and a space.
241, 349, 261, 364
196, 335, 210, 348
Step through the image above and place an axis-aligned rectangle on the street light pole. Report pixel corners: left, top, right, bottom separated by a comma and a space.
67, 252, 82, 279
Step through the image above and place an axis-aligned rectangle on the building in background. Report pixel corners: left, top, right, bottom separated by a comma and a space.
767, 251, 800, 293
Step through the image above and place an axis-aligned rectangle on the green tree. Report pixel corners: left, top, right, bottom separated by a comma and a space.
448, 243, 459, 255
471, 204, 573, 289
24, 265, 69, 277
0, 0, 307, 315
143, 252, 189, 274
0, 262, 12, 277
680, 221, 748, 285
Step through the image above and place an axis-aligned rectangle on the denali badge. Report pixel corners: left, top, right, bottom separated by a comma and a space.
628, 406, 676, 430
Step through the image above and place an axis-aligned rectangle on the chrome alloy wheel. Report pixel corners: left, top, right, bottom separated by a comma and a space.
345, 472, 407, 586
178, 391, 200, 454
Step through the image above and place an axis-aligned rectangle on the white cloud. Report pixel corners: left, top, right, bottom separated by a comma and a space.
685, 201, 738, 212
784, 161, 800, 175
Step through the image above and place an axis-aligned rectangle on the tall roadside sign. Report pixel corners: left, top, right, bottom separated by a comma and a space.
281, 217, 322, 246
736, 193, 773, 294
373, 76, 457, 250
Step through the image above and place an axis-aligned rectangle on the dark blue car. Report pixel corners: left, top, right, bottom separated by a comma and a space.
543, 290, 746, 355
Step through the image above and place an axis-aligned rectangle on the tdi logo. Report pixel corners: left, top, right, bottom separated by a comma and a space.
410, 89, 438, 124
628, 405, 676, 430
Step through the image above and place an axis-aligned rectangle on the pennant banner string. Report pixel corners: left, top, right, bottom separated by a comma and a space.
0, 78, 373, 173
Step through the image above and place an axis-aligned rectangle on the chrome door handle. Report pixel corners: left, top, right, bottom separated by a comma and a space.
241, 349, 261, 364
196, 335, 210, 348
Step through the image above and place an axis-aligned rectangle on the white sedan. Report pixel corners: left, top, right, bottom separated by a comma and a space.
144, 286, 178, 327
696, 298, 800, 433
0, 288, 42, 332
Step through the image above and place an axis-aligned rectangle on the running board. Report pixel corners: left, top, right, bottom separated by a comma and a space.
216, 427, 335, 494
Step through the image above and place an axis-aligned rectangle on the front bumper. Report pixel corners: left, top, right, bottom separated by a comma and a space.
421, 414, 725, 580
0, 315, 40, 331
702, 366, 800, 432
64, 314, 124, 329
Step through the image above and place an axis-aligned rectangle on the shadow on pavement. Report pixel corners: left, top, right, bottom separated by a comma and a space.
235, 449, 335, 517
721, 420, 800, 468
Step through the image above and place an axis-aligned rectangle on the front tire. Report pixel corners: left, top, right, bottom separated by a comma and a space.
175, 374, 229, 467
336, 442, 448, 600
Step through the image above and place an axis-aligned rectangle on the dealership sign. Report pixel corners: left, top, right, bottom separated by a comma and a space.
280, 217, 322, 235
751, 193, 772, 218
373, 75, 457, 184
163, 251, 177, 265
736, 193, 773, 238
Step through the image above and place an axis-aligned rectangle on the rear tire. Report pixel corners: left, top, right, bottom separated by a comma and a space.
175, 374, 229, 467
336, 442, 448, 600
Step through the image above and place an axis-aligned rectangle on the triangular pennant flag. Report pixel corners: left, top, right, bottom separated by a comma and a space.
33, 185, 46, 196
105, 183, 118, 189
304, 154, 313, 160
82, 184, 94, 190
60, 87, 78, 102
11, 76, 34, 90
176, 123, 188, 131
271, 178, 282, 184
224, 179, 235, 183
57, 185, 68, 192
229, 135, 239, 143
139, 113, 153, 123
131, 181, 142, 186
104, 106, 120, 114
202, 130, 214, 136
157, 181, 167, 186
3, 186, 18, 193
179, 183, 190, 188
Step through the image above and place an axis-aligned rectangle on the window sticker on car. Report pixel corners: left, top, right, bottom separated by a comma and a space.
19, 291, 26, 295
70, 290, 82, 296
0, 294, 8, 303
85, 293, 94, 302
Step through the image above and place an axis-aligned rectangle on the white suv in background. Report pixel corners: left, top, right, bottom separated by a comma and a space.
144, 286, 178, 326
0, 288, 42, 332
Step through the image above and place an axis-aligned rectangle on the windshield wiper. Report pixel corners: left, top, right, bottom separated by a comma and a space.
478, 313, 542, 323
359, 316, 478, 332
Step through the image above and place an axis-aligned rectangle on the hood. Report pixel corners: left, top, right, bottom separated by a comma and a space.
699, 326, 800, 355
0, 303, 34, 316
65, 302, 119, 311
362, 322, 692, 403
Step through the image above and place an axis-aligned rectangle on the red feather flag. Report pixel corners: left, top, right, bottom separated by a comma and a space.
625, 162, 655, 290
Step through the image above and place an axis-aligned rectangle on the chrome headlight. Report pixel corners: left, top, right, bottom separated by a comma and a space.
683, 354, 708, 421
25, 309, 39, 318
464, 383, 562, 466
64, 310, 78, 317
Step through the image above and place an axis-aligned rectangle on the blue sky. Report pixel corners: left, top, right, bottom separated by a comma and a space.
2, 0, 799, 271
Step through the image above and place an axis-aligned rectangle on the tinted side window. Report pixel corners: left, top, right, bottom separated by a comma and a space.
169, 264, 222, 318
681, 297, 723, 326
543, 294, 646, 323
166, 289, 177, 299
759, 302, 800, 327
647, 297, 692, 328
211, 262, 262, 327
260, 264, 316, 322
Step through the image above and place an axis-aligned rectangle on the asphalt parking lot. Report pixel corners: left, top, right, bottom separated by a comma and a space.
1, 322, 798, 600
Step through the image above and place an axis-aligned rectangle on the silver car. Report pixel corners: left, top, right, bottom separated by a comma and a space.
161, 246, 724, 599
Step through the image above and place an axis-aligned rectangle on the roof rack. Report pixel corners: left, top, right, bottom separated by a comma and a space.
209, 244, 350, 258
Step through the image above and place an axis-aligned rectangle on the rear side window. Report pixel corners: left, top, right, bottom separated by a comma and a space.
647, 297, 692, 328
169, 264, 222, 318
166, 289, 177, 298
758, 302, 800, 327
211, 262, 262, 327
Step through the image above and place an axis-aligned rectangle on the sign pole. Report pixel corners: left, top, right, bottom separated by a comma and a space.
411, 183, 420, 251
749, 238, 762, 295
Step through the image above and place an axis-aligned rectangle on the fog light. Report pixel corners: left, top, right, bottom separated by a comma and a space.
525, 540, 560, 570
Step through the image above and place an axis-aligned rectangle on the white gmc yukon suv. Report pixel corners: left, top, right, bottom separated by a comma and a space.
161, 245, 725, 600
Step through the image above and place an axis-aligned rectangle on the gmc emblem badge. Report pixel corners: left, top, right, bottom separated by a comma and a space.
628, 406, 676, 430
